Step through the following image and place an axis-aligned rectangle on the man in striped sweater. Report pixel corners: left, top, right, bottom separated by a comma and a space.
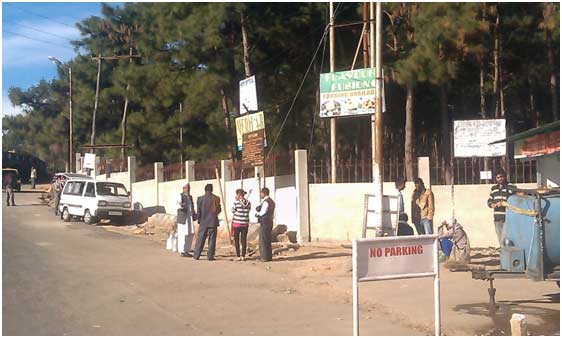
231, 189, 251, 261
487, 169, 517, 247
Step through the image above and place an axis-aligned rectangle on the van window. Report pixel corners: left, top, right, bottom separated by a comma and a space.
84, 182, 95, 197
64, 181, 86, 196
96, 182, 128, 197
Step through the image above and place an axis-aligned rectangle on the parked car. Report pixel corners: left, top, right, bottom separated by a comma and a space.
58, 177, 131, 224
2, 168, 21, 191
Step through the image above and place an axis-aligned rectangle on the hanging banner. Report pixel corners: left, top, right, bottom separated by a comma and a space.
235, 111, 267, 151
242, 129, 265, 167
319, 68, 385, 118
453, 119, 506, 157
239, 75, 258, 115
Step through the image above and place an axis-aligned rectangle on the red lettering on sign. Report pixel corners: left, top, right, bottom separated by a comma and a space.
396, 247, 402, 256
370, 245, 426, 258
384, 247, 391, 256
369, 248, 376, 258
418, 245, 423, 254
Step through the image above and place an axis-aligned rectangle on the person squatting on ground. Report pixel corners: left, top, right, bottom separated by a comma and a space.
177, 183, 197, 258
487, 169, 517, 247
255, 187, 276, 262
193, 184, 222, 261
5, 173, 16, 206
438, 218, 471, 264
30, 166, 37, 190
231, 189, 251, 261
54, 177, 64, 216
413, 178, 435, 235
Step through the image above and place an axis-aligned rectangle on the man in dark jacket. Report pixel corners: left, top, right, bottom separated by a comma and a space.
193, 184, 222, 261
255, 187, 276, 262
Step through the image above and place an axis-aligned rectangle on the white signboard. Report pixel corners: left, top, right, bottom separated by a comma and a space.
235, 111, 266, 151
453, 119, 506, 157
239, 76, 258, 115
352, 236, 440, 336
364, 194, 399, 235
83, 153, 96, 170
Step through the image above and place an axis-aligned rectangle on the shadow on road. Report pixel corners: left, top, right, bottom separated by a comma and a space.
275, 251, 350, 262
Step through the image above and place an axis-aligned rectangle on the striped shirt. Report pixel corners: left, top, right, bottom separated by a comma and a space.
232, 198, 251, 225
487, 183, 517, 222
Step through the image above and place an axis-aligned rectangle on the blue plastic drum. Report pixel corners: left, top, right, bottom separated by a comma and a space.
440, 238, 453, 257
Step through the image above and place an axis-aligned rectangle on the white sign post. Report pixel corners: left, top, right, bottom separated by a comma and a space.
83, 153, 96, 170
239, 76, 258, 115
352, 235, 440, 336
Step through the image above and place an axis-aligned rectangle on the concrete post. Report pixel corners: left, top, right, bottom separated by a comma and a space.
155, 162, 163, 206
295, 149, 310, 243
106, 159, 112, 179
417, 157, 431, 187
221, 160, 233, 197
510, 313, 527, 336
128, 156, 136, 195
92, 156, 101, 179
185, 160, 195, 182
75, 153, 82, 174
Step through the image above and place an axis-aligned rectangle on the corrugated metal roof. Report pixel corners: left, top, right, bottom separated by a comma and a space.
489, 120, 560, 144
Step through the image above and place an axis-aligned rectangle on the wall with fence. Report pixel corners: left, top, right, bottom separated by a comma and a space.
308, 181, 537, 247
95, 171, 130, 190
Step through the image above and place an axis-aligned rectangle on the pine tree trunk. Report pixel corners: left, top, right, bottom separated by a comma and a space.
91, 55, 102, 152
493, 10, 502, 118
404, 84, 415, 181
546, 29, 558, 120
479, 54, 486, 117
440, 84, 452, 184
240, 11, 251, 78
529, 77, 539, 127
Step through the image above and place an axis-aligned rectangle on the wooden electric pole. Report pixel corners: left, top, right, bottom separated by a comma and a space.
91, 54, 102, 153
329, 2, 337, 183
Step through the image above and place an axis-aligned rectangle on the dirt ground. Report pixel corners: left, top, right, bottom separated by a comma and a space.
100, 222, 560, 336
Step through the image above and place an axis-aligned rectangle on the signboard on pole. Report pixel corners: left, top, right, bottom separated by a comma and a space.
453, 119, 506, 157
352, 236, 440, 336
319, 68, 385, 118
235, 111, 267, 151
242, 129, 265, 167
83, 153, 96, 170
362, 194, 399, 237
239, 75, 258, 115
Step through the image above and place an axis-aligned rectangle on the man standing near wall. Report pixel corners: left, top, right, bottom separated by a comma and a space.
177, 183, 196, 257
194, 184, 222, 261
414, 178, 435, 235
487, 169, 517, 247
255, 187, 276, 262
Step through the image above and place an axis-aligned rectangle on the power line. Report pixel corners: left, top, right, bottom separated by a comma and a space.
4, 3, 78, 29
7, 22, 75, 42
3, 30, 75, 51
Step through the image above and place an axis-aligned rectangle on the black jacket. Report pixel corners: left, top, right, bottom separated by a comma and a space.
177, 193, 196, 224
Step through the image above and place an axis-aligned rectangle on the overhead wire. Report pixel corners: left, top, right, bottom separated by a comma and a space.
3, 3, 78, 29
266, 2, 343, 159
6, 22, 75, 42
3, 29, 75, 51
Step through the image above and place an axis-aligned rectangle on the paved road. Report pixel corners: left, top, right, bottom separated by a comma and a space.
3, 191, 421, 336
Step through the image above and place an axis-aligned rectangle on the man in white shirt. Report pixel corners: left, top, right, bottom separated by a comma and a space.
255, 187, 276, 262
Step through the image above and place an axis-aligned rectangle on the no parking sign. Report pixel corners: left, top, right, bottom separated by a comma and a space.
352, 235, 441, 335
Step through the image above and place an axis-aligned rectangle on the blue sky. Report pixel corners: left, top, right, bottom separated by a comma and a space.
2, 2, 120, 116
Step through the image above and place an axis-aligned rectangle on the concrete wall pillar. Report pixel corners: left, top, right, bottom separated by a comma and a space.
75, 153, 82, 173
155, 162, 163, 206
417, 157, 430, 187
185, 160, 195, 182
106, 159, 112, 179
221, 159, 233, 197
91, 156, 101, 179
128, 156, 136, 195
295, 149, 310, 243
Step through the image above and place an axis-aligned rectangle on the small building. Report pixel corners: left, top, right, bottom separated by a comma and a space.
491, 121, 560, 188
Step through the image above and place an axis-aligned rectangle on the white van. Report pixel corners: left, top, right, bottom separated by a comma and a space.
58, 177, 131, 224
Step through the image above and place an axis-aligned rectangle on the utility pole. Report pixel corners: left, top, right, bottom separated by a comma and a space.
91, 54, 102, 153
120, 47, 134, 171
370, 2, 384, 235
179, 102, 183, 177
69, 66, 73, 172
329, 2, 337, 183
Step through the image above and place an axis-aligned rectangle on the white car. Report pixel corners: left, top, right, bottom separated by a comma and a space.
58, 177, 131, 224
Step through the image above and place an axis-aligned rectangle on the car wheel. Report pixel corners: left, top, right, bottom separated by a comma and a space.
84, 209, 96, 225
62, 208, 71, 222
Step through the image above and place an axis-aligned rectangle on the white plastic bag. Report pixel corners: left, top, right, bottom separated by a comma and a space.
166, 234, 173, 250
171, 235, 178, 252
